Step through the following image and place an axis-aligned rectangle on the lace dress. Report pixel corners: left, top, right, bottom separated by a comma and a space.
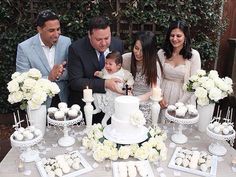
132, 65, 152, 125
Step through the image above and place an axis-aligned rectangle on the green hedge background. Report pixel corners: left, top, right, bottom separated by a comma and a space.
0, 0, 225, 114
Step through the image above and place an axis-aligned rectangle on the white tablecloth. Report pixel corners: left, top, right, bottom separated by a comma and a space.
0, 125, 236, 177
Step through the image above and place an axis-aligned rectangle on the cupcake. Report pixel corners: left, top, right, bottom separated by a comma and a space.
58, 102, 67, 110
188, 108, 198, 117
67, 109, 78, 119
54, 111, 65, 120
48, 107, 58, 118
71, 104, 81, 112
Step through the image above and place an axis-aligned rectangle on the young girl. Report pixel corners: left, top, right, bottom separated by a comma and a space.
93, 51, 134, 126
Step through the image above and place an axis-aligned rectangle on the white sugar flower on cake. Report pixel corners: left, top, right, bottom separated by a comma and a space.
130, 110, 146, 127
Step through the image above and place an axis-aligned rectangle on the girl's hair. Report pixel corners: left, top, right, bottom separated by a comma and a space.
106, 51, 123, 65
131, 31, 162, 86
162, 20, 192, 60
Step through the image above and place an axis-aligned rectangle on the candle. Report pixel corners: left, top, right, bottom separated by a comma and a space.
83, 86, 93, 101
152, 87, 162, 100
13, 112, 17, 126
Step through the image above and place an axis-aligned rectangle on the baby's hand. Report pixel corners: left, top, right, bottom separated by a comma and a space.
94, 71, 99, 77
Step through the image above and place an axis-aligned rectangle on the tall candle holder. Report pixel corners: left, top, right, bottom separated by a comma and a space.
82, 98, 96, 129
150, 96, 161, 126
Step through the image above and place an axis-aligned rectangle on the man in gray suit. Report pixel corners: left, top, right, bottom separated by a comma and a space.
16, 10, 71, 107
68, 16, 124, 123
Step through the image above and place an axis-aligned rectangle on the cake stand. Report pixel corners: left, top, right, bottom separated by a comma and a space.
47, 112, 82, 147
165, 110, 199, 144
206, 127, 235, 156
10, 132, 43, 162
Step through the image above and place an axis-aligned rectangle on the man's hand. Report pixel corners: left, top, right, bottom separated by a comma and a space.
105, 78, 122, 93
159, 98, 168, 109
48, 61, 66, 81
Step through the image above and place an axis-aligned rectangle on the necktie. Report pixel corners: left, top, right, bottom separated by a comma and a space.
99, 52, 105, 70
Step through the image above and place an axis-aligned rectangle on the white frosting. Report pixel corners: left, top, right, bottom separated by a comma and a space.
114, 96, 139, 121
106, 96, 147, 143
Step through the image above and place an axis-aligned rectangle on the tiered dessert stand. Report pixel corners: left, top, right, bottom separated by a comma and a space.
206, 127, 235, 156
10, 132, 43, 162
47, 112, 82, 147
165, 110, 199, 144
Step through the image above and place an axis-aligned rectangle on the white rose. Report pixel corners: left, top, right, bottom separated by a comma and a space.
93, 129, 103, 140
198, 76, 208, 85
148, 148, 159, 162
209, 87, 222, 102
82, 137, 91, 149
194, 87, 207, 99
7, 80, 19, 92
208, 70, 219, 80
48, 82, 60, 96
10, 91, 24, 103
130, 144, 139, 156
28, 68, 42, 79
11, 72, 21, 79
148, 127, 156, 137
8, 94, 15, 104
214, 78, 228, 92
202, 78, 215, 91
109, 147, 118, 161
223, 77, 233, 85
130, 110, 146, 127
134, 147, 149, 160
197, 97, 209, 106
192, 81, 201, 90
93, 148, 106, 162
147, 138, 157, 147
196, 69, 206, 76
31, 91, 47, 104
118, 146, 131, 159
189, 74, 199, 82
103, 140, 116, 148
155, 140, 166, 150
22, 78, 37, 91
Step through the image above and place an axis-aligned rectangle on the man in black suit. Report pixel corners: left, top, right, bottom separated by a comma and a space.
68, 16, 124, 123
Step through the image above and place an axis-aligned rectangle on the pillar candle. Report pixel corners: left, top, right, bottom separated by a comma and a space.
152, 87, 162, 100
83, 86, 93, 101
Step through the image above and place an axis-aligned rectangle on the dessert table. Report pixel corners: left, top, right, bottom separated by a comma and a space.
0, 125, 235, 177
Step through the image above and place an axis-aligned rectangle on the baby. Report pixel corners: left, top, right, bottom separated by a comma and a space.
93, 51, 134, 126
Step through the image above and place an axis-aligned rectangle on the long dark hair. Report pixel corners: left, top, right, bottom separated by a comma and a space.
131, 31, 162, 86
162, 20, 192, 60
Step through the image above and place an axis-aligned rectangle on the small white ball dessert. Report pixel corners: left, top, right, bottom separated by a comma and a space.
167, 105, 176, 111
54, 111, 65, 120
48, 107, 58, 118
58, 102, 67, 110
34, 128, 42, 136
208, 123, 215, 130
222, 127, 230, 135
71, 104, 81, 112
67, 109, 78, 119
15, 133, 24, 141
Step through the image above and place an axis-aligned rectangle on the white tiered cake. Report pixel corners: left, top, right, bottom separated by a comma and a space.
103, 96, 148, 144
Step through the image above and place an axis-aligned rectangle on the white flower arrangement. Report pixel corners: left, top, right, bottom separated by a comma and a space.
82, 124, 167, 162
130, 110, 146, 127
183, 69, 233, 106
7, 68, 60, 110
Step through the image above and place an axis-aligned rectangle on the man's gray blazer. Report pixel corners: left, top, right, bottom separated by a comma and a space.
16, 33, 71, 107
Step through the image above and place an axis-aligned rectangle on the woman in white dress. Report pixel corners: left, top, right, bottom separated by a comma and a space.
158, 20, 201, 110
122, 31, 163, 124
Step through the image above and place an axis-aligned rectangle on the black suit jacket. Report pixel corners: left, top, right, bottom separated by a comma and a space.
68, 36, 124, 108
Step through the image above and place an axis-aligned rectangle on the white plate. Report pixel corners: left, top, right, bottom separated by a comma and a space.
112, 160, 154, 177
103, 125, 148, 144
36, 151, 93, 177
168, 147, 217, 177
